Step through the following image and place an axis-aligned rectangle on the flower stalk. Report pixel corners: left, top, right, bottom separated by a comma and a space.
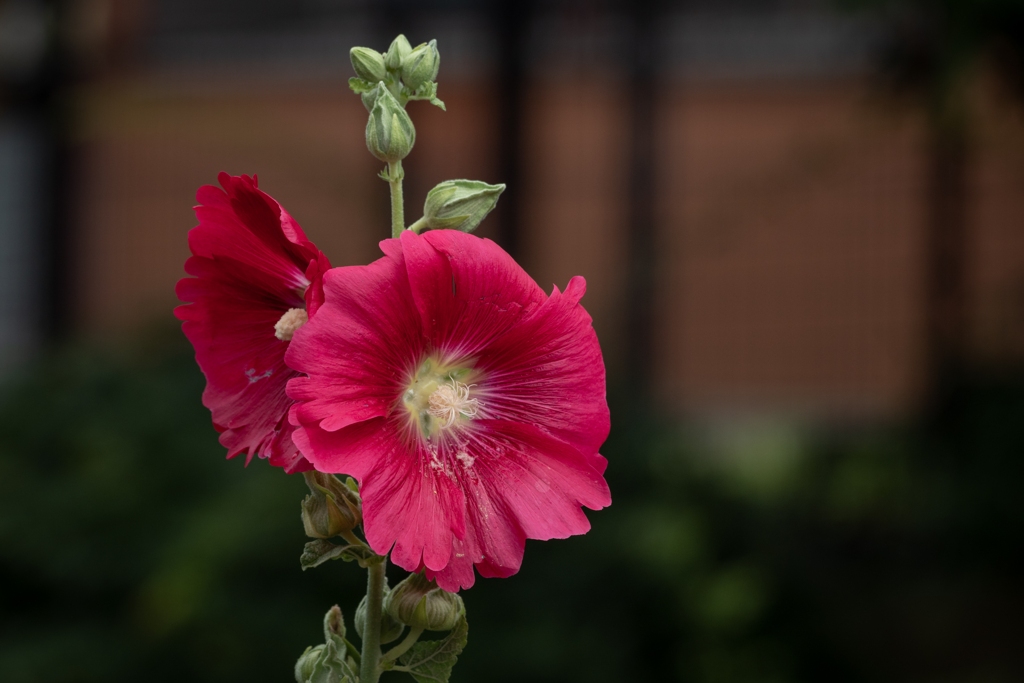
388, 161, 405, 238
359, 559, 388, 683
381, 625, 424, 663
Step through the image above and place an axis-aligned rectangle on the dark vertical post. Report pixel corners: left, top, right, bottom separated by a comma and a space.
491, 0, 531, 262
0, 0, 78, 343
924, 113, 970, 418
623, 0, 662, 397
40, 8, 76, 342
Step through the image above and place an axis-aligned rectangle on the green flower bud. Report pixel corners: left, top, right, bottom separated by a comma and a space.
401, 39, 440, 91
325, 603, 345, 639
355, 582, 405, 645
385, 572, 465, 632
301, 471, 362, 539
294, 606, 356, 683
385, 34, 413, 72
366, 84, 416, 163
294, 644, 325, 683
350, 47, 387, 83
420, 179, 505, 233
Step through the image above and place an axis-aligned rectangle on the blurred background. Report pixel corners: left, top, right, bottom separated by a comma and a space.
2, 0, 1023, 681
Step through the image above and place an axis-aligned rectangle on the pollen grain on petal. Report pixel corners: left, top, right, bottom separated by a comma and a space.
274, 307, 308, 341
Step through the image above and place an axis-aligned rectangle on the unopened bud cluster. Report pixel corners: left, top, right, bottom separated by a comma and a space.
349, 34, 445, 165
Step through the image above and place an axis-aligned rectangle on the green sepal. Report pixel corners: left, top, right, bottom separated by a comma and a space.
294, 606, 359, 683
348, 77, 377, 94
406, 81, 446, 111
396, 614, 468, 683
300, 540, 379, 570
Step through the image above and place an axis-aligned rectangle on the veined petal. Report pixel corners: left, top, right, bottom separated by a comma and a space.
400, 230, 545, 360
285, 247, 424, 432
474, 276, 610, 470
425, 420, 610, 591
291, 417, 466, 572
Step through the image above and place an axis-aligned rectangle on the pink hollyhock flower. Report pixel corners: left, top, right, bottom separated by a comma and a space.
286, 230, 611, 590
175, 173, 330, 473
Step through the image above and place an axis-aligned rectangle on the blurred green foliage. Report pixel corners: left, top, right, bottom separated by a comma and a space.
1, 330, 1022, 682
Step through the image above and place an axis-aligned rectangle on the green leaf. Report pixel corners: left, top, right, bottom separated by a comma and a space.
348, 77, 377, 94
429, 97, 446, 111
397, 614, 468, 683
300, 540, 379, 570
300, 540, 347, 569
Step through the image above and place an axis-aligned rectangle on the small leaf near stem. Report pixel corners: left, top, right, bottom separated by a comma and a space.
299, 538, 379, 570
359, 559, 388, 683
388, 160, 405, 238
343, 637, 361, 667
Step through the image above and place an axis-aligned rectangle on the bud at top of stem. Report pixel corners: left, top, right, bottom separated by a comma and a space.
401, 39, 440, 91
419, 179, 505, 233
350, 46, 387, 83
385, 572, 465, 632
385, 34, 413, 72
366, 84, 416, 163
300, 471, 362, 539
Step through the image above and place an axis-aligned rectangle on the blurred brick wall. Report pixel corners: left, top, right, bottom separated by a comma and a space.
657, 82, 927, 417
71, 73, 1024, 419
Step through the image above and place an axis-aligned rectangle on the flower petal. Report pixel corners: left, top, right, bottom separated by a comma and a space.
474, 276, 610, 469
291, 417, 465, 572
286, 247, 424, 432
400, 230, 546, 360
425, 420, 610, 591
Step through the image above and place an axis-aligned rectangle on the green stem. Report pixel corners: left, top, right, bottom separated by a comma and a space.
381, 625, 424, 663
408, 216, 429, 234
359, 559, 387, 683
388, 160, 405, 238
339, 529, 367, 549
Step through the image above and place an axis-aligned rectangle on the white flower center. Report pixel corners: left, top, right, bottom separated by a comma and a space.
427, 380, 479, 429
274, 307, 308, 341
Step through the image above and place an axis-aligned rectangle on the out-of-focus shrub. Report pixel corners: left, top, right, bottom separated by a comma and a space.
1, 330, 1021, 682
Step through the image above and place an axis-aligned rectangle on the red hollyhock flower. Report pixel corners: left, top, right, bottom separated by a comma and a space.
175, 173, 330, 473
286, 230, 611, 590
